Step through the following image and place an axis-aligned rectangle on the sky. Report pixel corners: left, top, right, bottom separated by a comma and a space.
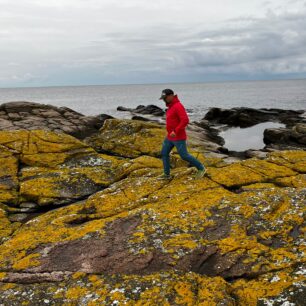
0, 0, 306, 88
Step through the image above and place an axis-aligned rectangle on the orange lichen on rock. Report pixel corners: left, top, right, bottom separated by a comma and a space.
266, 150, 306, 173
85, 119, 166, 158
0, 122, 304, 305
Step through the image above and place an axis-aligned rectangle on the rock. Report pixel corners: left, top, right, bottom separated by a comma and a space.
274, 174, 306, 188
85, 119, 219, 170
0, 150, 305, 304
8, 213, 29, 223
0, 208, 20, 244
266, 150, 306, 173
264, 122, 306, 149
40, 109, 62, 118
0, 130, 125, 207
206, 158, 295, 188
0, 271, 235, 304
117, 104, 165, 116
131, 115, 152, 121
85, 118, 166, 158
294, 122, 306, 134
0, 118, 14, 129
0, 149, 19, 205
0, 113, 305, 304
264, 127, 289, 144
0, 101, 111, 139
201, 107, 306, 153
194, 119, 225, 145
117, 106, 131, 111
221, 156, 242, 165
204, 107, 305, 128
19, 202, 39, 212
245, 149, 268, 159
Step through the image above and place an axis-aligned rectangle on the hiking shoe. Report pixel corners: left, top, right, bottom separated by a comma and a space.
156, 173, 173, 180
194, 168, 207, 179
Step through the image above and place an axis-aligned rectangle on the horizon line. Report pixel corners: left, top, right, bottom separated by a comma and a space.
1, 76, 306, 90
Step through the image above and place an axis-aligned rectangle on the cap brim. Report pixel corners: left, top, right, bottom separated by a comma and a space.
159, 95, 166, 100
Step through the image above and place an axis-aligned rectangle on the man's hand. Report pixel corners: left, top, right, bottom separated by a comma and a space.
170, 131, 176, 138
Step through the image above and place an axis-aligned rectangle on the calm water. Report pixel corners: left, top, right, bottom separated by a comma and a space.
0, 79, 305, 122
219, 122, 286, 151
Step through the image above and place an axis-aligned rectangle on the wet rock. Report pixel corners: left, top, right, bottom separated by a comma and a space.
194, 118, 225, 145
131, 115, 152, 121
264, 122, 306, 149
204, 107, 305, 128
294, 122, 306, 134
117, 104, 165, 116
264, 128, 289, 144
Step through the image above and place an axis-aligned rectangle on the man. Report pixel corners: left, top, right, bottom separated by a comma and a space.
158, 88, 207, 180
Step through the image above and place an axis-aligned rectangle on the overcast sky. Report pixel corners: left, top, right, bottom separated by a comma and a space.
0, 0, 306, 87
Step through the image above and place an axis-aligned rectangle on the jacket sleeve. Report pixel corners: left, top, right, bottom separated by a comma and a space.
174, 103, 189, 133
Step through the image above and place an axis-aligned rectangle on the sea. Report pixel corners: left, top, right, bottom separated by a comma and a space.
0, 79, 305, 122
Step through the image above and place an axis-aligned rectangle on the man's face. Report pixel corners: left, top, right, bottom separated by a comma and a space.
163, 94, 174, 105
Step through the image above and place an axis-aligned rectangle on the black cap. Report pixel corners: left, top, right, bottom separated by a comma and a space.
159, 88, 174, 100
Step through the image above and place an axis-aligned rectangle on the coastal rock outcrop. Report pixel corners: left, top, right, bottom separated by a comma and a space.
0, 104, 305, 305
117, 104, 165, 116
264, 122, 306, 149
203, 106, 306, 152
204, 107, 305, 128
85, 118, 166, 158
0, 129, 130, 224
0, 101, 112, 139
0, 147, 305, 304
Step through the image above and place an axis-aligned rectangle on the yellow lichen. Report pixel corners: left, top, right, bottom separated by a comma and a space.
12, 253, 41, 270
163, 234, 198, 250
65, 286, 88, 300
0, 125, 304, 305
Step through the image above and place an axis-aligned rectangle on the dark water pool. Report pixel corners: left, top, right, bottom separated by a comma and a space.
219, 121, 286, 151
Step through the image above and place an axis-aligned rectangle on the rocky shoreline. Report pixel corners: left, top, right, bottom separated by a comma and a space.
203, 107, 306, 152
0, 101, 114, 139
0, 101, 305, 305
117, 104, 306, 154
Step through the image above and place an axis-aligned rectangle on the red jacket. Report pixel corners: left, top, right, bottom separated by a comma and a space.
165, 95, 189, 141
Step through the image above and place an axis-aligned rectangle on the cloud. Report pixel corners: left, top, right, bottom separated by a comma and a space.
0, 0, 305, 87
172, 10, 306, 72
